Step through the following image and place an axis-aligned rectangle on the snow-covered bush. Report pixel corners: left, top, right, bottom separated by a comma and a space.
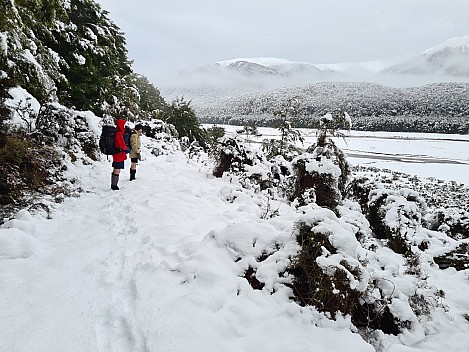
290, 154, 342, 208
286, 204, 449, 344
287, 205, 406, 338
288, 207, 369, 318
31, 103, 101, 161
0, 134, 65, 221
425, 208, 469, 271
261, 138, 302, 161
141, 119, 180, 156
261, 97, 304, 161
212, 135, 256, 177
367, 188, 429, 254
142, 118, 178, 138
427, 207, 469, 240
268, 155, 294, 198
212, 134, 290, 194
433, 243, 469, 271
290, 110, 351, 208
0, 98, 100, 220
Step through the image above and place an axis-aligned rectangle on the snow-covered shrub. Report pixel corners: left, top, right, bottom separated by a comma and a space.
290, 153, 343, 209
290, 110, 351, 208
141, 119, 180, 156
185, 140, 205, 160
286, 206, 407, 336
287, 205, 450, 343
142, 118, 178, 138
28, 103, 101, 161
268, 155, 294, 198
348, 176, 375, 211
337, 200, 375, 247
213, 135, 290, 194
0, 135, 62, 220
306, 139, 350, 196
205, 124, 225, 157
261, 138, 302, 161
161, 97, 207, 148
212, 135, 255, 178
351, 165, 469, 210
367, 188, 429, 254
433, 243, 469, 271
259, 97, 304, 162
0, 96, 95, 220
427, 207, 469, 240
288, 220, 365, 316
350, 171, 469, 271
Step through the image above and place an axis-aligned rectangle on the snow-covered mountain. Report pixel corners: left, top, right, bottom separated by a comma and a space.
160, 58, 333, 103
216, 57, 326, 77
383, 36, 469, 76
160, 36, 469, 104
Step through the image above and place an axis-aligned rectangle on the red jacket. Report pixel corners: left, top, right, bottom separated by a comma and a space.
112, 119, 128, 162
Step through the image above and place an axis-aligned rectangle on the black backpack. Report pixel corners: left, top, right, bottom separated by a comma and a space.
123, 125, 132, 151
99, 125, 121, 155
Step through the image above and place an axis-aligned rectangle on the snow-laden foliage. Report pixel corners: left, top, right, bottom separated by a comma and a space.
427, 207, 469, 240
351, 165, 468, 210
140, 119, 181, 156
0, 100, 98, 221
1, 0, 167, 118
366, 188, 429, 254
349, 171, 469, 272
289, 110, 351, 208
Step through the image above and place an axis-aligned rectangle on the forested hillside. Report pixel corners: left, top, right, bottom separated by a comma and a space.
195, 82, 469, 134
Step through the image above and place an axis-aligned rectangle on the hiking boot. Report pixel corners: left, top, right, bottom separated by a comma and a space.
111, 173, 120, 190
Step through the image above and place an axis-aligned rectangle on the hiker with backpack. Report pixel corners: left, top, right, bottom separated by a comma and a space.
129, 123, 143, 181
111, 118, 130, 190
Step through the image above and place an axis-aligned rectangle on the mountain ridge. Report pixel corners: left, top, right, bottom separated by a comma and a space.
160, 35, 469, 103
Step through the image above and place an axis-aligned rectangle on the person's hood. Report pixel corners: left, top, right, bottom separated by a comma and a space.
116, 119, 126, 132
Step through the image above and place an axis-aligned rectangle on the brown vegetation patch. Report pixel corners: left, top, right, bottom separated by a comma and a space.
244, 266, 265, 290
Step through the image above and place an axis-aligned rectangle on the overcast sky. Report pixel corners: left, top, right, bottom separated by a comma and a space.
96, 0, 469, 83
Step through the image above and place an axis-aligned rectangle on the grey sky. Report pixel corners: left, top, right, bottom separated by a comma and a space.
96, 0, 469, 84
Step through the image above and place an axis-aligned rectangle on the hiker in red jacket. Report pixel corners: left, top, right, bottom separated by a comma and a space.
111, 119, 130, 190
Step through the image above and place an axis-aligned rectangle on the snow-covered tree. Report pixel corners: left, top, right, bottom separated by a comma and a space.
291, 109, 351, 208
262, 97, 304, 161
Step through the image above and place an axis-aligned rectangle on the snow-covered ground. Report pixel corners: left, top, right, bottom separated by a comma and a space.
212, 125, 469, 186
1, 130, 468, 352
